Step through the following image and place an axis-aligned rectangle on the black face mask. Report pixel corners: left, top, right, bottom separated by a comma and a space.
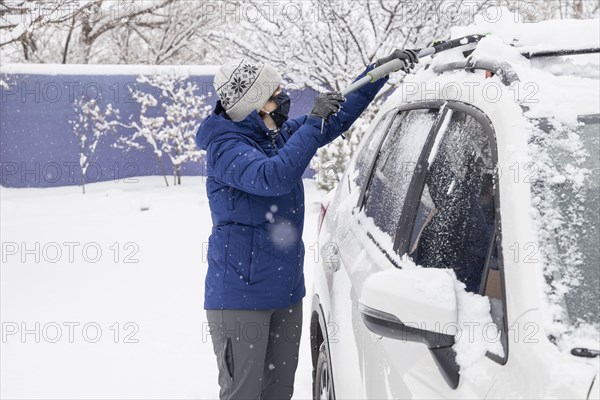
269, 92, 291, 128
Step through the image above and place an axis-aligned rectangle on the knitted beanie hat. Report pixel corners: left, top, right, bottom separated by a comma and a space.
214, 59, 282, 122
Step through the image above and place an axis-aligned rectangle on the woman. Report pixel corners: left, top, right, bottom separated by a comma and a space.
196, 50, 417, 400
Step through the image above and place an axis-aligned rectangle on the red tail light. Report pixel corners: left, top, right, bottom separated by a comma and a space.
318, 200, 330, 235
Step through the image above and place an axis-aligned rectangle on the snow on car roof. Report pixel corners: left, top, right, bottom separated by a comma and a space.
452, 13, 600, 55
454, 10, 600, 122
383, 10, 599, 126
469, 34, 600, 123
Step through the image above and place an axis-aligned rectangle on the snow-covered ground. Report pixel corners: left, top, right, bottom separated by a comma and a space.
0, 177, 325, 399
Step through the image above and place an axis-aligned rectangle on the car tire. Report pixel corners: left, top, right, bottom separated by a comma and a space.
314, 342, 334, 400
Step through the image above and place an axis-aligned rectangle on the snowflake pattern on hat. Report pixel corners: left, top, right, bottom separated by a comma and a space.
217, 62, 262, 109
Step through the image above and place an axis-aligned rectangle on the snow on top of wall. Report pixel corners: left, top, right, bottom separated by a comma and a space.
0, 63, 220, 76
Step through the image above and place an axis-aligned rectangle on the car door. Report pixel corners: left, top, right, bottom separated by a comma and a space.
359, 102, 509, 399
327, 101, 510, 398
326, 104, 442, 399
317, 106, 397, 400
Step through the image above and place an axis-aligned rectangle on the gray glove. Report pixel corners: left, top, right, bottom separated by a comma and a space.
309, 92, 346, 123
375, 49, 419, 72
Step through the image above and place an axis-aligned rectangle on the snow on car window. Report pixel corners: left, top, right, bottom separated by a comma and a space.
529, 115, 600, 349
363, 109, 438, 238
353, 110, 398, 189
409, 113, 495, 294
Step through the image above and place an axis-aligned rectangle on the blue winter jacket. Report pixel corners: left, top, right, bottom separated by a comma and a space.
196, 65, 388, 310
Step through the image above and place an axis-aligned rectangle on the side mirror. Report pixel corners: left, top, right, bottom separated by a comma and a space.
358, 267, 460, 389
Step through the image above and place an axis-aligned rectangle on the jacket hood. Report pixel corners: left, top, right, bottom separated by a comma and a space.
196, 101, 269, 151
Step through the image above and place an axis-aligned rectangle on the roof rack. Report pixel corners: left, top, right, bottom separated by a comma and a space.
431, 46, 599, 91
521, 47, 600, 59
432, 59, 521, 86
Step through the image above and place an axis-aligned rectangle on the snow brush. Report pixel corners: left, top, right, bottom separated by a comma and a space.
341, 34, 485, 97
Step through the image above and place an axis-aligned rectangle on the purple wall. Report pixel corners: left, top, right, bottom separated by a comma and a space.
0, 70, 316, 188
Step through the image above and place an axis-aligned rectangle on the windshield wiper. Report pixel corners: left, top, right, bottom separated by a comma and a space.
571, 348, 600, 358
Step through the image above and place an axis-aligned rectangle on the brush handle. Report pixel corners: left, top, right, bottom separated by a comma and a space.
341, 34, 484, 97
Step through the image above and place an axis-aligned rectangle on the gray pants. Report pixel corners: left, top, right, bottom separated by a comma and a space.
206, 300, 303, 400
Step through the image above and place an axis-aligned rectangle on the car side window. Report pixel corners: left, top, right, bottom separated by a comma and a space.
408, 111, 496, 294
363, 110, 438, 238
353, 110, 396, 189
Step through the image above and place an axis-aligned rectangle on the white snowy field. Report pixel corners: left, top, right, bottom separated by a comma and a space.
0, 176, 325, 399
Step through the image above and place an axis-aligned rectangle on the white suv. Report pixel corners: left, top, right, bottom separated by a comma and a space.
310, 23, 599, 400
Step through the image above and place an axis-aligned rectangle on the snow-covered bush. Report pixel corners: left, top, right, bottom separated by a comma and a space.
114, 74, 212, 186
70, 97, 120, 194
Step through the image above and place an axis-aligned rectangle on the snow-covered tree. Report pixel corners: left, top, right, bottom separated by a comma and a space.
114, 74, 212, 186
500, 0, 599, 22
0, 0, 225, 64
1, 0, 89, 60
70, 97, 120, 194
214, 0, 491, 190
